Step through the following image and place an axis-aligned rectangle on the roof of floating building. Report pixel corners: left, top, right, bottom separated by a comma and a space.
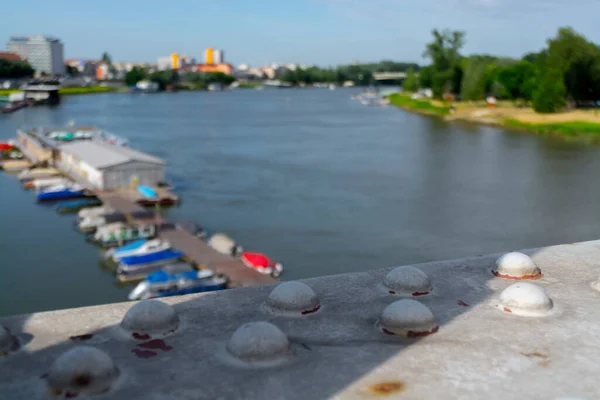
60, 141, 165, 169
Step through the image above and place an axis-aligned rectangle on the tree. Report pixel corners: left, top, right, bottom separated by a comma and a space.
533, 71, 566, 113
124, 67, 147, 86
101, 52, 112, 65
423, 29, 466, 97
545, 27, 600, 106
65, 65, 79, 77
403, 68, 418, 92
0, 59, 34, 79
496, 61, 537, 100
418, 65, 434, 89
460, 59, 487, 100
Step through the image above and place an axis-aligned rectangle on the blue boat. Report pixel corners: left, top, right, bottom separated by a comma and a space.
137, 185, 157, 199
37, 185, 87, 202
105, 239, 170, 262
106, 239, 147, 259
56, 198, 102, 213
119, 249, 185, 271
128, 269, 228, 300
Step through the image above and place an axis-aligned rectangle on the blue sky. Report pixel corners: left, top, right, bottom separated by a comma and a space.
2, 0, 599, 67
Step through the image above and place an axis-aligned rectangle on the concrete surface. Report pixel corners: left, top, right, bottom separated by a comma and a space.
1, 239, 600, 399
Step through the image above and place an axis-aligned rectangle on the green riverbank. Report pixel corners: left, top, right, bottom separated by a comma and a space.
388, 92, 600, 142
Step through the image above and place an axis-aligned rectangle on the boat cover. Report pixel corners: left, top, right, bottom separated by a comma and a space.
120, 249, 185, 267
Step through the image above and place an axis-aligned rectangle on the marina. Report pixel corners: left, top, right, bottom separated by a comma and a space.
0, 123, 278, 303
3, 89, 600, 317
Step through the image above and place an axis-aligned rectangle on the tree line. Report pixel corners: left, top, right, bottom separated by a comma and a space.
403, 27, 600, 113
0, 59, 34, 79
124, 67, 234, 90
280, 61, 420, 86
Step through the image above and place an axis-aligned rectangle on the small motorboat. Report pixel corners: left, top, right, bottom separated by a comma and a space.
0, 143, 14, 151
36, 184, 87, 202
105, 239, 170, 262
56, 198, 102, 213
78, 206, 113, 221
128, 269, 227, 300
91, 222, 156, 247
208, 233, 243, 256
137, 185, 158, 199
118, 249, 185, 271
26, 177, 70, 190
241, 251, 284, 277
18, 168, 60, 182
78, 212, 126, 233
177, 220, 207, 240
117, 261, 195, 284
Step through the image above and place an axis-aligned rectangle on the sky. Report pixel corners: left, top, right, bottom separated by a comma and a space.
1, 0, 600, 67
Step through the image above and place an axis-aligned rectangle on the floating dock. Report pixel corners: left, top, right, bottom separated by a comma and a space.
97, 193, 276, 288
8, 125, 276, 289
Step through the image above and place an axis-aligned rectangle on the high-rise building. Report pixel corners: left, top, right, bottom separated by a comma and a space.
213, 49, 224, 64
7, 36, 64, 76
204, 48, 214, 65
171, 53, 179, 69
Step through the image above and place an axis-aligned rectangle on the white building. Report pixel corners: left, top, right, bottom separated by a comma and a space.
7, 36, 64, 76
58, 141, 165, 191
157, 56, 173, 71
213, 49, 224, 64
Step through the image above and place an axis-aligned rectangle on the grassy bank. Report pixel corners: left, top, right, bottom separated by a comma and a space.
0, 89, 20, 96
1, 86, 119, 97
387, 93, 450, 117
59, 86, 118, 95
389, 91, 600, 142
504, 119, 600, 142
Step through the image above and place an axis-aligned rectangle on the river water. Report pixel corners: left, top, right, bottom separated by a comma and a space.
1, 89, 600, 316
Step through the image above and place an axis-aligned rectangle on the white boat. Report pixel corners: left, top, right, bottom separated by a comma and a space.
329, 84, 336, 91
105, 239, 170, 262
91, 222, 156, 247
26, 177, 70, 190
207, 233, 243, 256
78, 206, 112, 221
18, 168, 60, 182
128, 269, 226, 301
78, 212, 126, 233
37, 182, 83, 194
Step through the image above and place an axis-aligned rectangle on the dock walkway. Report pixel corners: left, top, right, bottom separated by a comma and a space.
97, 192, 276, 288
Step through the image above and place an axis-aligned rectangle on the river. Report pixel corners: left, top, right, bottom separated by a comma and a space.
1, 88, 600, 316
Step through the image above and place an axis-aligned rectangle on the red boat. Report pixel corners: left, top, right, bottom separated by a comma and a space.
0, 143, 14, 151
241, 251, 283, 277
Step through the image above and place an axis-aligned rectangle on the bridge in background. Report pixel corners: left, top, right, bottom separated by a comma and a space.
373, 71, 407, 80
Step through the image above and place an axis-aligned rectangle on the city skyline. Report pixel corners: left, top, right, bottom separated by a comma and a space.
1, 0, 600, 66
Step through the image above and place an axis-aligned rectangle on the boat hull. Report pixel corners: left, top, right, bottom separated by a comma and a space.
37, 190, 87, 202
118, 250, 185, 271
117, 262, 195, 283
56, 199, 102, 213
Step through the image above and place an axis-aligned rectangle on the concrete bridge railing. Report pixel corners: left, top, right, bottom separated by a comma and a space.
1, 239, 599, 399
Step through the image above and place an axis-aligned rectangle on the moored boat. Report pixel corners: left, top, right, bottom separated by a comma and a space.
208, 233, 243, 256
0, 143, 14, 151
26, 177, 70, 190
78, 212, 126, 233
78, 206, 113, 221
117, 261, 195, 284
117, 249, 185, 272
91, 222, 156, 247
36, 184, 87, 202
18, 168, 61, 182
105, 239, 170, 262
128, 269, 227, 300
241, 251, 284, 277
56, 198, 102, 213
